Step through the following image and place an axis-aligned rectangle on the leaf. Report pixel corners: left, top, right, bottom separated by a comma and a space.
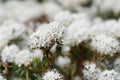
51, 64, 68, 75
37, 74, 41, 80
40, 56, 47, 74
71, 64, 77, 76
20, 70, 25, 76
42, 56, 47, 69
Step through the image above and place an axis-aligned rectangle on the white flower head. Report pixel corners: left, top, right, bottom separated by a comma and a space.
98, 70, 119, 80
0, 20, 25, 50
0, 75, 6, 80
29, 21, 67, 49
61, 45, 70, 54
2, 20, 25, 39
1, 44, 20, 63
64, 19, 90, 46
90, 34, 120, 56
83, 63, 101, 80
54, 11, 73, 26
93, 0, 120, 15
14, 50, 33, 67
89, 20, 120, 38
43, 2, 62, 20
55, 56, 71, 67
29, 24, 51, 49
2, 1, 42, 22
48, 21, 68, 43
42, 69, 63, 80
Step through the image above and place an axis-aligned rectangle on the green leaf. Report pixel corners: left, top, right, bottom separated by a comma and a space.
71, 64, 77, 76
37, 74, 41, 80
42, 56, 47, 69
20, 70, 25, 76
51, 64, 67, 75
40, 56, 47, 74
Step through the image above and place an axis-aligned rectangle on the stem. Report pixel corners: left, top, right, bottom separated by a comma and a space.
25, 67, 29, 80
42, 49, 51, 68
2, 63, 8, 75
97, 55, 106, 67
92, 53, 96, 62
46, 52, 50, 68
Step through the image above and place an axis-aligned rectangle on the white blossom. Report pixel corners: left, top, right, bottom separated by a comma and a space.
1, 44, 20, 63
83, 63, 101, 80
55, 56, 71, 67
42, 69, 63, 80
29, 24, 51, 49
48, 21, 67, 43
0, 75, 6, 80
93, 0, 120, 15
0, 20, 25, 50
89, 20, 120, 38
98, 70, 120, 80
0, 1, 42, 22
43, 2, 62, 20
30, 21, 67, 49
90, 34, 120, 56
64, 19, 91, 46
14, 50, 33, 67
61, 45, 70, 54
54, 11, 73, 26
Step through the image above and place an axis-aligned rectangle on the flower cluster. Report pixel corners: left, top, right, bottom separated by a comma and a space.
83, 63, 120, 80
42, 69, 63, 80
29, 21, 67, 49
90, 34, 120, 56
0, 0, 120, 80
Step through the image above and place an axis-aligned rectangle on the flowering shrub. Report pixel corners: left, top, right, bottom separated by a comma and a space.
0, 0, 120, 80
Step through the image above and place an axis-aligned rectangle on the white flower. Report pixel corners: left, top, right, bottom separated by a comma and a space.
29, 21, 67, 49
64, 19, 90, 46
55, 56, 71, 67
72, 13, 90, 21
93, 0, 120, 15
14, 50, 33, 67
90, 34, 120, 56
2, 20, 25, 39
61, 45, 70, 54
0, 75, 6, 80
92, 17, 103, 25
83, 63, 101, 80
42, 69, 63, 80
54, 11, 73, 26
1, 1, 42, 22
43, 2, 62, 20
0, 20, 25, 50
93, 0, 114, 13
98, 70, 119, 80
1, 44, 20, 63
48, 21, 67, 43
29, 25, 51, 49
89, 20, 120, 38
